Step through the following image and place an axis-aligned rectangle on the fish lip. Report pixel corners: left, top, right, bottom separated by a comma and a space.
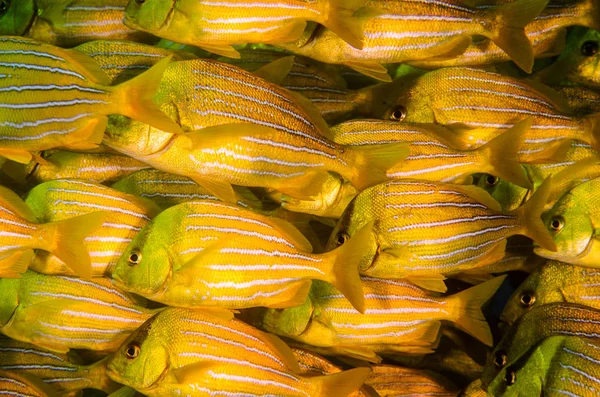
106, 357, 171, 391
534, 236, 594, 261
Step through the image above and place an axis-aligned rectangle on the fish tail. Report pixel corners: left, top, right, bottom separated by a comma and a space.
446, 276, 507, 346
323, 222, 375, 313
347, 143, 409, 191
87, 357, 122, 394
478, 118, 531, 189
587, 112, 600, 152
521, 140, 570, 165
41, 211, 108, 279
111, 56, 182, 134
0, 250, 33, 278
480, 0, 549, 73
309, 367, 372, 397
320, 0, 371, 50
513, 176, 557, 252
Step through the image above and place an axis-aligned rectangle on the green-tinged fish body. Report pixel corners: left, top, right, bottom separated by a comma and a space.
0, 0, 36, 36
332, 119, 533, 187
278, 0, 549, 80
111, 168, 261, 210
24, 179, 159, 277
0, 369, 58, 397
411, 0, 600, 70
262, 277, 504, 362
502, 260, 600, 326
111, 199, 370, 312
461, 379, 487, 397
28, 0, 153, 47
107, 307, 371, 397
76, 40, 196, 85
481, 303, 600, 389
104, 59, 407, 204
0, 37, 182, 163
458, 240, 542, 279
366, 365, 458, 397
0, 271, 159, 353
328, 179, 555, 283
0, 185, 106, 279
0, 337, 119, 394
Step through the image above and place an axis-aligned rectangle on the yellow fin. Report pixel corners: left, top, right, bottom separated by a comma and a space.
277, 171, 332, 201
412, 36, 473, 62
445, 275, 507, 346
267, 281, 312, 309
344, 61, 391, 82
521, 139, 570, 165
259, 331, 302, 373
197, 307, 236, 321
112, 56, 183, 135
64, 116, 107, 151
199, 44, 241, 59
512, 176, 557, 252
268, 217, 314, 252
478, 118, 532, 189
190, 177, 238, 205
63, 47, 111, 86
454, 185, 502, 211
0, 149, 33, 164
0, 186, 36, 222
321, 0, 370, 50
253, 56, 294, 85
405, 275, 448, 293
173, 361, 220, 384
42, 211, 108, 279
0, 250, 33, 278
350, 143, 409, 190
122, 193, 162, 218
107, 387, 137, 397
524, 79, 572, 114
287, 91, 332, 139
309, 367, 372, 397
335, 346, 381, 363
551, 155, 600, 198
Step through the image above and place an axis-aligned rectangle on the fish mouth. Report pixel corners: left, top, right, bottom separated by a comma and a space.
106, 357, 171, 391
533, 236, 594, 262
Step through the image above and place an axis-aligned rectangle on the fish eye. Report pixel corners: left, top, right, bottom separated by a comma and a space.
549, 216, 564, 232
0, 0, 9, 12
336, 233, 349, 246
519, 292, 536, 308
128, 252, 142, 266
125, 343, 140, 359
494, 350, 507, 367
135, 0, 146, 4
485, 175, 499, 187
389, 106, 407, 122
504, 368, 516, 386
581, 41, 599, 57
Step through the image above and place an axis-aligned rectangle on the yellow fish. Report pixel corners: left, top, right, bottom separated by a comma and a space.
0, 0, 36, 37
278, 0, 549, 81
554, 84, 600, 115
24, 179, 160, 278
327, 178, 555, 288
366, 365, 459, 397
111, 200, 370, 312
123, 0, 370, 56
107, 307, 371, 397
0, 369, 59, 397
0, 271, 160, 353
0, 37, 182, 164
0, 185, 105, 279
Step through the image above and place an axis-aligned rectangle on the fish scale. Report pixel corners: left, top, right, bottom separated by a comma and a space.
0, 369, 58, 397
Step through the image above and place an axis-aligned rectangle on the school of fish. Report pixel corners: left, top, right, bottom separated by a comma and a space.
0, 0, 600, 396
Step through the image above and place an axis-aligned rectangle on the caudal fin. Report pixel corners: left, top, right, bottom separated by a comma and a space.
88, 357, 122, 394
0, 250, 33, 278
481, 0, 549, 73
323, 222, 375, 313
310, 367, 372, 397
479, 118, 531, 189
321, 0, 372, 50
446, 276, 507, 346
112, 56, 183, 134
512, 176, 557, 252
42, 212, 108, 279
349, 143, 409, 191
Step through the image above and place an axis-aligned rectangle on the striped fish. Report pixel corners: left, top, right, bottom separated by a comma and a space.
328, 179, 556, 287
104, 58, 407, 204
263, 277, 503, 364
0, 271, 159, 353
481, 303, 600, 389
366, 365, 459, 397
554, 85, 600, 116
463, 379, 487, 397
0, 0, 35, 36
411, 0, 600, 69
332, 118, 537, 187
124, 0, 369, 57
0, 185, 105, 279
0, 337, 119, 395
277, 0, 549, 81
502, 261, 600, 326
107, 307, 371, 397
24, 179, 160, 277
76, 39, 195, 85
111, 199, 370, 312
111, 168, 262, 210
29, 0, 153, 47
0, 36, 182, 164
0, 369, 58, 397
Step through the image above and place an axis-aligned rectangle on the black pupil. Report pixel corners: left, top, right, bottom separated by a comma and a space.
505, 370, 516, 385
337, 234, 346, 245
494, 351, 506, 367
551, 220, 561, 229
0, 0, 9, 11
487, 175, 497, 185
392, 108, 404, 120
126, 347, 136, 356
522, 294, 532, 304
136, 0, 145, 4
582, 41, 599, 57
130, 254, 139, 262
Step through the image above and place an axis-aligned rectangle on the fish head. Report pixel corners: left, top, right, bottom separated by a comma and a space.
0, 277, 20, 327
0, 0, 36, 36
360, 76, 422, 121
477, 174, 529, 211
262, 294, 315, 338
563, 28, 600, 89
124, 0, 174, 34
105, 115, 175, 156
534, 193, 595, 262
107, 314, 170, 390
500, 269, 543, 327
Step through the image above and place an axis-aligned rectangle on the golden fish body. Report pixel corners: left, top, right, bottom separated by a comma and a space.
0, 369, 57, 397
107, 307, 371, 397
555, 85, 600, 115
0, 271, 159, 353
366, 365, 458, 397
24, 179, 159, 277
0, 337, 119, 395
327, 179, 555, 283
